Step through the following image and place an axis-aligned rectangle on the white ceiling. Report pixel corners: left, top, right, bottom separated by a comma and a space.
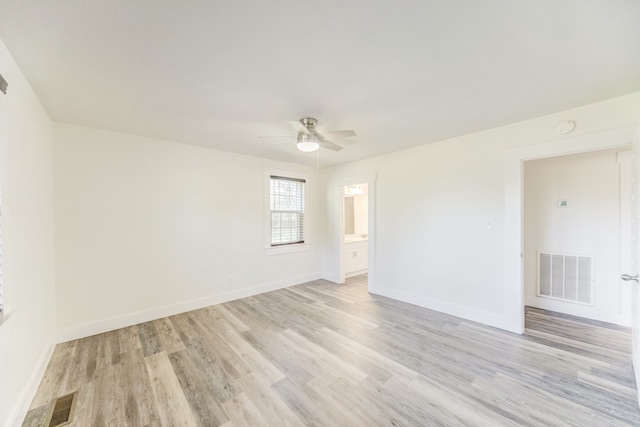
1, 1, 639, 168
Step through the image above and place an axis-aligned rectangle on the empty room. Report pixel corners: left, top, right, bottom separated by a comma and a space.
1, 1, 640, 426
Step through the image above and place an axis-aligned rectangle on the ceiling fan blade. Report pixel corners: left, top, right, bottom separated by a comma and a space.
322, 130, 356, 138
289, 120, 310, 135
319, 139, 343, 151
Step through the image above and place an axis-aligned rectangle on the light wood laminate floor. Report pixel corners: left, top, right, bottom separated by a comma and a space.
23, 275, 640, 426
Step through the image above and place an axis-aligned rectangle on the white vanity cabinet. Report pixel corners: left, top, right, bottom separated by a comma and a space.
344, 239, 368, 277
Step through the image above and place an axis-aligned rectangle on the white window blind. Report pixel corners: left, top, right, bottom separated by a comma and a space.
270, 175, 305, 246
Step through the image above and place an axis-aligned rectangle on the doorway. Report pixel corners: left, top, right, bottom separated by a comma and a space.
523, 148, 631, 326
343, 183, 369, 279
330, 174, 376, 291
503, 127, 635, 334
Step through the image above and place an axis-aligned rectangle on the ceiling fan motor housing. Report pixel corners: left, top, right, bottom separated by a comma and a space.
300, 117, 318, 132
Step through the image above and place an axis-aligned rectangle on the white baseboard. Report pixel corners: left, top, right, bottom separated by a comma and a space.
525, 295, 631, 327
56, 273, 321, 343
373, 285, 512, 332
321, 271, 341, 284
346, 268, 367, 278
7, 341, 55, 427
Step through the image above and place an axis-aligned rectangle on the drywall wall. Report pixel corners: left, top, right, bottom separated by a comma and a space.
321, 91, 640, 332
353, 184, 369, 236
0, 39, 56, 426
523, 148, 631, 325
53, 124, 321, 340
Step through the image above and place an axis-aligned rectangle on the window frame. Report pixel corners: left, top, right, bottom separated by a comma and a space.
264, 168, 310, 256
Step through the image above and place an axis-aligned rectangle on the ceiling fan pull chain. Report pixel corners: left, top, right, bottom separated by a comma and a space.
316, 149, 319, 171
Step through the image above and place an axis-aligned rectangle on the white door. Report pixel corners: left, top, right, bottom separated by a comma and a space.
621, 123, 640, 406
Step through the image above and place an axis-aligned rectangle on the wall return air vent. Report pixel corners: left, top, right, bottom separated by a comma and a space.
538, 252, 593, 305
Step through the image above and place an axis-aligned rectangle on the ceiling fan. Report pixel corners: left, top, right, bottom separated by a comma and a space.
260, 117, 356, 153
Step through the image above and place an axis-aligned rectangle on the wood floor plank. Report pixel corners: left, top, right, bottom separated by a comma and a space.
241, 329, 314, 387
182, 336, 242, 403
214, 304, 251, 333
221, 392, 270, 427
153, 317, 186, 355
121, 348, 160, 426
271, 378, 350, 427
91, 363, 126, 426
235, 374, 305, 427
22, 275, 640, 426
95, 330, 121, 369
70, 383, 107, 427
168, 349, 230, 426
187, 316, 248, 380
471, 372, 632, 427
138, 321, 162, 357
118, 324, 142, 354
219, 328, 285, 386
281, 328, 368, 386
169, 311, 206, 344
301, 377, 379, 426
315, 326, 421, 382
144, 351, 198, 427
20, 405, 48, 427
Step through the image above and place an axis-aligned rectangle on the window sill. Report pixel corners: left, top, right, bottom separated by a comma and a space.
266, 243, 311, 256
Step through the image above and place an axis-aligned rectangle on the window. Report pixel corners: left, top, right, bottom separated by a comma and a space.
264, 169, 310, 256
270, 175, 305, 246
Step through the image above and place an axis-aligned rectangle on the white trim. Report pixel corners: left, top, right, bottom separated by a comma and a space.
7, 341, 55, 427
346, 268, 368, 278
263, 168, 311, 255
373, 285, 508, 330
524, 296, 630, 326
56, 272, 321, 343
618, 149, 633, 326
265, 243, 311, 256
504, 126, 635, 334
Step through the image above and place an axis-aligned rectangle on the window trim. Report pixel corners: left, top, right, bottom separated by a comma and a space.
264, 168, 311, 256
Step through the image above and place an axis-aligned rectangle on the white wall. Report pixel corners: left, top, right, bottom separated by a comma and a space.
524, 148, 631, 325
53, 124, 321, 340
321, 92, 640, 332
343, 183, 368, 237
0, 40, 56, 426
353, 184, 368, 236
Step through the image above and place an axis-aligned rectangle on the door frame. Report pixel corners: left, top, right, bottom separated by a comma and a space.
503, 127, 635, 334
328, 173, 376, 291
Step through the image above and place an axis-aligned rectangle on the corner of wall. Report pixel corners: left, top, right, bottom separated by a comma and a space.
6, 340, 56, 427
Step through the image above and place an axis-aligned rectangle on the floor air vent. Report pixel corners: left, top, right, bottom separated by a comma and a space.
45, 391, 77, 427
538, 252, 593, 304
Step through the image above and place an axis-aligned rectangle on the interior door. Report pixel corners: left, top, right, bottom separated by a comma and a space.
622, 123, 640, 406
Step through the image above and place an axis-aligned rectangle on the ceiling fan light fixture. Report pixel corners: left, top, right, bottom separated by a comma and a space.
297, 134, 320, 152
297, 141, 319, 152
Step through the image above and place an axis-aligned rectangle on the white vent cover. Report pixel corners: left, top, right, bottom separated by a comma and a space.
538, 252, 593, 305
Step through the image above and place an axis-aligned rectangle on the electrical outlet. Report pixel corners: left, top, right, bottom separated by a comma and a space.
226, 276, 234, 287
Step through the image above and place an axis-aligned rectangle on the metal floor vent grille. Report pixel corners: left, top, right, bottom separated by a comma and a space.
538, 252, 593, 305
45, 392, 77, 427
